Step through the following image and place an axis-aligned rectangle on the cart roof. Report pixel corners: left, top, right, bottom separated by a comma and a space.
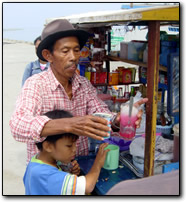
45, 5, 179, 28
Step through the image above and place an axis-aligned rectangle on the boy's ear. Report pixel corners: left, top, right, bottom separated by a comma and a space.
42, 141, 53, 153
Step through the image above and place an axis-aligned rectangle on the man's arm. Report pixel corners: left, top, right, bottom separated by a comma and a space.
41, 115, 111, 140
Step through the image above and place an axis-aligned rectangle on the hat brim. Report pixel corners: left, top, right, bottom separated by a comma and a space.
37, 29, 90, 61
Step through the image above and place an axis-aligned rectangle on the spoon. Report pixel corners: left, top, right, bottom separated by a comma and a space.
128, 96, 134, 124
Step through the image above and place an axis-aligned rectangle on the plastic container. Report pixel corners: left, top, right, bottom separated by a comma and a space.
120, 42, 128, 59
128, 41, 147, 61
88, 138, 103, 153
143, 46, 148, 63
159, 40, 177, 67
129, 68, 136, 82
85, 72, 91, 80
156, 125, 172, 135
118, 66, 125, 84
122, 69, 132, 83
91, 72, 99, 84
103, 136, 132, 151
139, 67, 147, 83
128, 42, 138, 61
109, 72, 119, 85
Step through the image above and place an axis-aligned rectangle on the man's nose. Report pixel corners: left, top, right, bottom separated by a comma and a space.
69, 50, 76, 61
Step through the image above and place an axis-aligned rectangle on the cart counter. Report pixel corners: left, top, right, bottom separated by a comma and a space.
77, 153, 139, 195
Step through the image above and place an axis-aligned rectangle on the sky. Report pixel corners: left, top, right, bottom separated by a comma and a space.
3, 1, 180, 42
3, 1, 127, 41
3, 2, 125, 29
4, 1, 179, 29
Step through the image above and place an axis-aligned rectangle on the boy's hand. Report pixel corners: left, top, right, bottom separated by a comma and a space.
95, 143, 110, 169
70, 160, 81, 176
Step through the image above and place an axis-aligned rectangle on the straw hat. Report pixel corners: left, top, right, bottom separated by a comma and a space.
37, 19, 90, 61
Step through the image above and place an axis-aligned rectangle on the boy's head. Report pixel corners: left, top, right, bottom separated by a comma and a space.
36, 110, 78, 164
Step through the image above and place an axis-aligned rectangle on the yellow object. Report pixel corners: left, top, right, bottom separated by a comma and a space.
157, 91, 162, 102
113, 86, 118, 90
85, 72, 91, 81
109, 72, 119, 85
141, 7, 179, 21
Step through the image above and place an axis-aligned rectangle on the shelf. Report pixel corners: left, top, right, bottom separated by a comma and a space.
140, 78, 168, 90
93, 82, 142, 87
112, 98, 129, 103
107, 56, 167, 72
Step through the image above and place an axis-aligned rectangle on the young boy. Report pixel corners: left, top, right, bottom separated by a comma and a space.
23, 110, 109, 195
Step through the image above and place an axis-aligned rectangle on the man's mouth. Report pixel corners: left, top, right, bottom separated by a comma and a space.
67, 64, 77, 71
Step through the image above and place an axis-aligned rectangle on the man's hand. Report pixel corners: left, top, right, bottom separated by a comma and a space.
41, 115, 111, 141
68, 115, 111, 141
112, 98, 148, 129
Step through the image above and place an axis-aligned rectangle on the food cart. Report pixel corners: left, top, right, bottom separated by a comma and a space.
46, 4, 179, 194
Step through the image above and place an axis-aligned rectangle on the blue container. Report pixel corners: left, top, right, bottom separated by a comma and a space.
78, 64, 86, 76
159, 41, 177, 67
88, 138, 103, 153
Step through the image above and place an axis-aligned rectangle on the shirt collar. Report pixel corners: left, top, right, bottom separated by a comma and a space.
48, 67, 82, 92
71, 71, 81, 93
31, 155, 62, 170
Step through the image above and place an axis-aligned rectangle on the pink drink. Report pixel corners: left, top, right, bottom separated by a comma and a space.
119, 104, 138, 140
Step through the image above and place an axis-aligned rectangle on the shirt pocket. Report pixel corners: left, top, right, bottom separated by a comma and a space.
71, 92, 87, 116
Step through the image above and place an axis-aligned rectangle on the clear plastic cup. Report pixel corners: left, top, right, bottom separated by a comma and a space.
119, 102, 138, 141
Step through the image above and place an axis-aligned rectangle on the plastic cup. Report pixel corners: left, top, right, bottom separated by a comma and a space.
119, 102, 138, 141
103, 144, 119, 170
93, 113, 112, 139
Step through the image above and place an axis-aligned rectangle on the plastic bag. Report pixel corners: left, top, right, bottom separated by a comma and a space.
129, 136, 173, 161
126, 91, 145, 110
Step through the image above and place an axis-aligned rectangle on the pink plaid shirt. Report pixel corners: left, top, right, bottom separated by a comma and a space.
10, 67, 112, 164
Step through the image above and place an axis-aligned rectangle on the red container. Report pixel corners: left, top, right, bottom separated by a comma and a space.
122, 69, 132, 83
118, 67, 124, 84
91, 72, 99, 84
99, 72, 107, 84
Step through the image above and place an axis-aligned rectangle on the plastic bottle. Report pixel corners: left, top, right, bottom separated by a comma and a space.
130, 86, 135, 97
112, 96, 120, 112
118, 87, 123, 98
107, 86, 113, 96
124, 85, 130, 99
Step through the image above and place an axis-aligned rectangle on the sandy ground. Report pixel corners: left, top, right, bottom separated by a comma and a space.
3, 40, 36, 195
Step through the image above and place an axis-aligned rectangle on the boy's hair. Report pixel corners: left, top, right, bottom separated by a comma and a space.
36, 110, 78, 151
34, 36, 41, 45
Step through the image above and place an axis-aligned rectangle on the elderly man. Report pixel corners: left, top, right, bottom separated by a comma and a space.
10, 19, 148, 164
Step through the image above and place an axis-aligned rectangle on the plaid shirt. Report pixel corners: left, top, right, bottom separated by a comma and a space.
10, 67, 112, 164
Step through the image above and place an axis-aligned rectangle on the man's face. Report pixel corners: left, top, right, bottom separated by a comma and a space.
50, 137, 77, 164
49, 36, 81, 81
